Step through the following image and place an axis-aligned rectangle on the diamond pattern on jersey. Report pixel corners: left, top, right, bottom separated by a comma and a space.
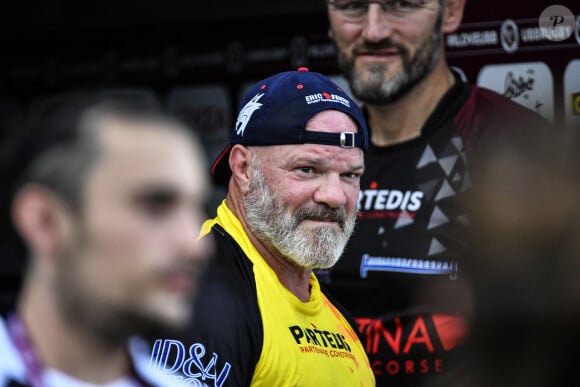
428, 206, 449, 230
429, 238, 446, 256
394, 210, 415, 229
451, 136, 464, 152
417, 145, 437, 168
435, 180, 455, 202
416, 135, 468, 256
438, 155, 459, 176
418, 178, 440, 202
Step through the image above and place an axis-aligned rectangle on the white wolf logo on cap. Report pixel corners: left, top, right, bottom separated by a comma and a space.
235, 93, 264, 137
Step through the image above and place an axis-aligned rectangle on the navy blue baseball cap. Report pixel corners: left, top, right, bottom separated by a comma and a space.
211, 67, 368, 182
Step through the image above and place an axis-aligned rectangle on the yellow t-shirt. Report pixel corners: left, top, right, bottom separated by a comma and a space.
196, 200, 375, 386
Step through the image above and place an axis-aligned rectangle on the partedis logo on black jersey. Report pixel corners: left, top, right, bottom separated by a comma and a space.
358, 182, 424, 220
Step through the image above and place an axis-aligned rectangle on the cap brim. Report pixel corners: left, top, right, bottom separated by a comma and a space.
210, 143, 233, 186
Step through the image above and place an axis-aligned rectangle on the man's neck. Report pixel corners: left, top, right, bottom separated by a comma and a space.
17, 281, 132, 384
366, 63, 456, 147
226, 196, 313, 303
262, 251, 313, 303
246, 227, 313, 303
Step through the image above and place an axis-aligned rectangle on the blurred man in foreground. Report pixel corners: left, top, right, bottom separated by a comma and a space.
0, 95, 212, 386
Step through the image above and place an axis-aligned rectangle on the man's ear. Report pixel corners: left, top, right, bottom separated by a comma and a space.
441, 0, 466, 34
328, 27, 335, 41
229, 145, 253, 194
12, 184, 73, 260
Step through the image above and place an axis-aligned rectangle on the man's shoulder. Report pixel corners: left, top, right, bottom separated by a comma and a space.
462, 84, 539, 116
203, 223, 260, 296
455, 83, 549, 151
194, 224, 263, 338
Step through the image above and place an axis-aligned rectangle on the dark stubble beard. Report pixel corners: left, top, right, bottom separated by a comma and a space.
336, 9, 444, 105
245, 162, 357, 270
55, 230, 191, 345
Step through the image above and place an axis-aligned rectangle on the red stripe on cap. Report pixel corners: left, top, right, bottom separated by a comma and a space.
297, 67, 309, 72
211, 143, 233, 176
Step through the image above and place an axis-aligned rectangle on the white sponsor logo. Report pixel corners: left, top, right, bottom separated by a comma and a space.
149, 339, 231, 387
500, 19, 520, 53
446, 30, 498, 48
304, 92, 351, 107
358, 189, 424, 212
477, 62, 554, 122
